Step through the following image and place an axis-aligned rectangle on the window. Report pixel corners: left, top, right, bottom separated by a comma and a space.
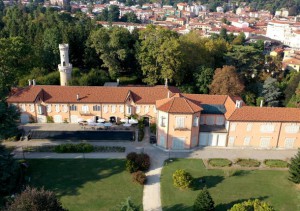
285, 138, 295, 149
200, 116, 205, 125
62, 105, 67, 113
216, 116, 225, 125
30, 104, 35, 112
111, 105, 116, 113
145, 105, 149, 113
175, 116, 185, 129
285, 124, 299, 134
260, 137, 270, 148
136, 106, 141, 114
55, 104, 60, 113
230, 123, 237, 131
70, 105, 77, 111
243, 137, 251, 146
37, 105, 43, 115
126, 106, 131, 115
260, 123, 275, 133
20, 104, 26, 112
103, 105, 108, 113
82, 105, 89, 113
206, 116, 214, 125
120, 105, 124, 113
193, 116, 199, 127
246, 123, 253, 132
46, 104, 52, 113
161, 116, 166, 127
93, 105, 101, 111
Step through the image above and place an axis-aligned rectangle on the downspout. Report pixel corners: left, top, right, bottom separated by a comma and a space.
275, 122, 283, 148
68, 103, 71, 122
226, 120, 231, 147
34, 102, 38, 123
166, 113, 170, 149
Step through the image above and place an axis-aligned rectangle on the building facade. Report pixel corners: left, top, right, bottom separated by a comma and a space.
7, 84, 300, 149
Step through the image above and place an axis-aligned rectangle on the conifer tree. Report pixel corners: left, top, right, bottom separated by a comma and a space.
289, 149, 300, 184
193, 187, 215, 211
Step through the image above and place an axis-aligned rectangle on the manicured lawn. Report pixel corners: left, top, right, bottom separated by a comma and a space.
161, 159, 300, 211
26, 159, 143, 211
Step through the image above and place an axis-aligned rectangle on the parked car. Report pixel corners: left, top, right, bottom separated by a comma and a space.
150, 135, 157, 144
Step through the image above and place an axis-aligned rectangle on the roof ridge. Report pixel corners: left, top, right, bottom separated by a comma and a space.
184, 97, 196, 112
168, 98, 176, 113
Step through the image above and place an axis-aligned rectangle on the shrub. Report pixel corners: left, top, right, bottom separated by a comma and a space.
6, 186, 67, 211
235, 159, 261, 167
119, 197, 139, 211
173, 169, 193, 189
132, 171, 147, 185
193, 187, 214, 211
289, 149, 300, 184
229, 199, 274, 211
264, 159, 288, 168
126, 160, 139, 173
46, 116, 54, 123
54, 143, 94, 153
208, 158, 232, 167
138, 121, 145, 142
150, 123, 156, 134
125, 152, 151, 173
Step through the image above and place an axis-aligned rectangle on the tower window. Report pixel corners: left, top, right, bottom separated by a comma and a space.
63, 61, 65, 66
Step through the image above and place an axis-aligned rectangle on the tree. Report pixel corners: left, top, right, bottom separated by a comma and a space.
0, 145, 20, 195
121, 12, 139, 23
232, 32, 246, 45
289, 148, 300, 184
229, 199, 274, 211
0, 101, 20, 140
5, 186, 67, 211
137, 25, 182, 85
107, 5, 120, 22
194, 66, 214, 94
262, 77, 282, 107
193, 187, 215, 211
210, 66, 244, 96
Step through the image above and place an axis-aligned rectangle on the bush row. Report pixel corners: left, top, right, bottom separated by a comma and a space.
208, 158, 289, 168
23, 144, 125, 153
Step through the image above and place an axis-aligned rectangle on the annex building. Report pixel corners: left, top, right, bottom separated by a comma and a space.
7, 84, 300, 150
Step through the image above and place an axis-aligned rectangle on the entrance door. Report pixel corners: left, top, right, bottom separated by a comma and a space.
159, 135, 166, 148
172, 137, 185, 150
260, 137, 270, 148
54, 115, 62, 123
285, 138, 295, 149
143, 117, 150, 127
228, 137, 235, 147
70, 115, 78, 123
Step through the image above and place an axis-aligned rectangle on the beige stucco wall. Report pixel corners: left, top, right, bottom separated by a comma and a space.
228, 121, 300, 149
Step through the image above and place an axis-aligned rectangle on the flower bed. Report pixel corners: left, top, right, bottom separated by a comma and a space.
235, 159, 261, 167
208, 158, 232, 167
264, 159, 288, 168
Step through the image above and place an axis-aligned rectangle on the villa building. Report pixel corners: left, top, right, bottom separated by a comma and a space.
7, 84, 300, 150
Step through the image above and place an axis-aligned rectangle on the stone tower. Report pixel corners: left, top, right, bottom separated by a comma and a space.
58, 44, 72, 86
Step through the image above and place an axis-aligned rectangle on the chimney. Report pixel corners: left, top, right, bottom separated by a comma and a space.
165, 78, 168, 87
117, 78, 119, 86
167, 91, 170, 98
260, 100, 264, 107
76, 94, 80, 101
235, 100, 242, 108
32, 79, 36, 86
28, 79, 32, 86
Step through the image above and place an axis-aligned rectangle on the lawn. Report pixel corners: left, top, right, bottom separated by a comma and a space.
161, 159, 300, 211
26, 159, 143, 211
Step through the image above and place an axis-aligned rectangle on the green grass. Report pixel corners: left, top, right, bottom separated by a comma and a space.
161, 159, 300, 211
208, 158, 232, 167
26, 159, 143, 211
264, 159, 289, 168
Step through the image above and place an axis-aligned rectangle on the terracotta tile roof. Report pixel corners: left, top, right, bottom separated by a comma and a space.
157, 94, 202, 113
183, 94, 228, 105
7, 85, 180, 104
228, 106, 300, 122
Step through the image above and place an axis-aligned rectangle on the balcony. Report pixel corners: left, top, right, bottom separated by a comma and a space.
79, 111, 94, 116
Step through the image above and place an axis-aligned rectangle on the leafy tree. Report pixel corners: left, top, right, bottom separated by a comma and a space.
232, 32, 246, 45
0, 145, 20, 195
0, 101, 20, 140
210, 66, 244, 96
289, 148, 300, 184
284, 72, 300, 105
194, 66, 214, 94
137, 25, 182, 85
121, 12, 139, 23
193, 187, 214, 211
90, 27, 137, 79
262, 77, 282, 107
173, 169, 193, 189
5, 186, 67, 211
229, 199, 274, 211
108, 5, 120, 22
219, 28, 228, 41
120, 197, 139, 211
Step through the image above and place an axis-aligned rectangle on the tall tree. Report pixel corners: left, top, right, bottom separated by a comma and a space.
210, 66, 244, 96
289, 148, 300, 184
262, 77, 282, 107
0, 102, 20, 139
194, 66, 214, 94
